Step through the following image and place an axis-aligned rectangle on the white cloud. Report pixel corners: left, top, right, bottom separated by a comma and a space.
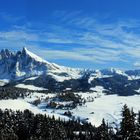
1, 11, 140, 69
134, 62, 140, 67
0, 30, 38, 41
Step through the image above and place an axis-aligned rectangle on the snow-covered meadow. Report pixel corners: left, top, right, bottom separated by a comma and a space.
0, 85, 139, 127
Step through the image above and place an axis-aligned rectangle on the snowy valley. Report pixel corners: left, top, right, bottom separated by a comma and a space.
0, 48, 140, 128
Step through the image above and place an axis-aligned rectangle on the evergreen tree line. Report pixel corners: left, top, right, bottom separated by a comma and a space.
0, 105, 139, 140
0, 87, 29, 99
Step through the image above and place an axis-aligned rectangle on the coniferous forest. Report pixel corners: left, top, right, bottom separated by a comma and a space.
0, 105, 139, 140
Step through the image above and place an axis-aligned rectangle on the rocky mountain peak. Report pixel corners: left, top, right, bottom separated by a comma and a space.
22, 47, 28, 55
0, 49, 14, 59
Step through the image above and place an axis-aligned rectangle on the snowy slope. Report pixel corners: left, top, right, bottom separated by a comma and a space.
1, 47, 140, 95
22, 47, 47, 63
0, 47, 140, 86
0, 47, 81, 82
71, 94, 140, 127
0, 90, 139, 127
0, 98, 69, 121
0, 48, 140, 128
15, 84, 48, 91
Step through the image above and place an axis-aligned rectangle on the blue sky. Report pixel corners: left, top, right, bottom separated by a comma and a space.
0, 0, 140, 69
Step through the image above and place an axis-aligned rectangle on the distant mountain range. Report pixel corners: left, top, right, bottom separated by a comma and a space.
1, 47, 140, 95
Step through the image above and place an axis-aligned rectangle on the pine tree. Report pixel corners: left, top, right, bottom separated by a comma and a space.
120, 104, 136, 140
94, 119, 111, 140
136, 111, 140, 139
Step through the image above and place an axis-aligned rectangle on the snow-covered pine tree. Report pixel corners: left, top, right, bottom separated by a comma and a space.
120, 104, 136, 140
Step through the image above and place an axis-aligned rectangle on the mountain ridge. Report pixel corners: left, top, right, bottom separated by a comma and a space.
0, 47, 140, 81
0, 47, 140, 95
0, 47, 82, 83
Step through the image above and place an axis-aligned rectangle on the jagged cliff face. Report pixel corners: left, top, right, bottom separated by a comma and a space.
0, 47, 81, 80
0, 47, 49, 79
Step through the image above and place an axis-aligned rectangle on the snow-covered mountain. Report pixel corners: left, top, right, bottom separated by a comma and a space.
0, 47, 81, 81
0, 48, 140, 127
1, 47, 140, 95
0, 47, 139, 82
